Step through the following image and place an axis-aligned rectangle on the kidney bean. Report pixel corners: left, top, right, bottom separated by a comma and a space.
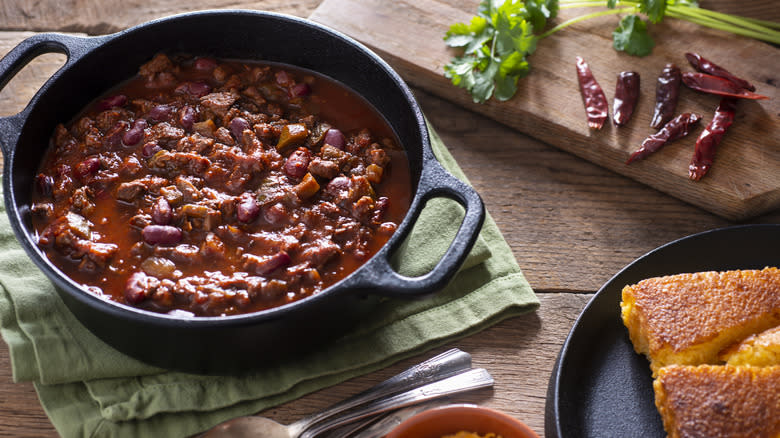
289, 82, 311, 98
142, 225, 183, 245
175, 81, 212, 98
284, 147, 311, 179
194, 57, 217, 71
148, 104, 174, 122
189, 81, 212, 97
151, 197, 173, 225
255, 251, 291, 275
325, 176, 350, 196
229, 117, 250, 140
97, 94, 127, 111
75, 157, 101, 180
122, 119, 147, 146
236, 194, 260, 223
263, 202, 289, 226
36, 173, 54, 197
141, 141, 161, 157
124, 271, 150, 304
323, 128, 346, 150
179, 106, 196, 131
101, 120, 127, 149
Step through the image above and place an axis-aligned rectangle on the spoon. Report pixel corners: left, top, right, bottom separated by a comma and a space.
201, 348, 473, 438
205, 368, 493, 438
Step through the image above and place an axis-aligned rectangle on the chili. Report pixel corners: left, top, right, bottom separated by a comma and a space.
575, 56, 608, 130
682, 72, 769, 100
650, 63, 682, 129
626, 113, 702, 164
689, 98, 737, 181
685, 52, 755, 91
31, 54, 411, 316
612, 71, 640, 126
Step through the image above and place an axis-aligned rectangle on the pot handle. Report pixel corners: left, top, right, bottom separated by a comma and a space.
0, 33, 106, 157
345, 158, 485, 297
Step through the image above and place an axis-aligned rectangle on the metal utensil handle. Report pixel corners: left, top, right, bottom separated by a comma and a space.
295, 348, 471, 432
300, 368, 494, 438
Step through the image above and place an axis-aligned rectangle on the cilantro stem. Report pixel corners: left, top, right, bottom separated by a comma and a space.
680, 6, 780, 31
540, 7, 635, 38
667, 6, 780, 38
666, 7, 780, 44
558, 2, 609, 8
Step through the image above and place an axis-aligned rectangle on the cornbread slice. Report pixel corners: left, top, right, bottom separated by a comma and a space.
621, 267, 780, 375
653, 365, 780, 438
720, 325, 780, 367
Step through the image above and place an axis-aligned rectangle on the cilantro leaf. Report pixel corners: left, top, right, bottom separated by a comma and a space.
499, 50, 530, 77
494, 73, 519, 101
612, 14, 655, 56
443, 56, 478, 90
606, 0, 617, 8
444, 16, 492, 54
524, 0, 559, 31
513, 20, 538, 55
639, 0, 667, 23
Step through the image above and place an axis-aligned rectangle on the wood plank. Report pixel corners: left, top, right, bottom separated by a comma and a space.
0, 32, 70, 116
310, 0, 780, 221
0, 0, 319, 34
2, 30, 777, 294
0, 293, 590, 437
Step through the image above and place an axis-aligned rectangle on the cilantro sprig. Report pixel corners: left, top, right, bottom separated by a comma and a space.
444, 0, 553, 103
445, 0, 780, 103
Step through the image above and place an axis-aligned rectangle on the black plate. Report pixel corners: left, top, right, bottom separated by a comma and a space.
544, 224, 780, 438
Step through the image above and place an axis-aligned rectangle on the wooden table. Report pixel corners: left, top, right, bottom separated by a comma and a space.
0, 1, 777, 436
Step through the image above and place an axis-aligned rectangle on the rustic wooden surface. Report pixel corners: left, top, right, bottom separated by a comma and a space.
0, 1, 778, 437
310, 0, 780, 221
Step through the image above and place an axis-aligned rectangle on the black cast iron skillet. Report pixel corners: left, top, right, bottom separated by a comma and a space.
0, 10, 485, 373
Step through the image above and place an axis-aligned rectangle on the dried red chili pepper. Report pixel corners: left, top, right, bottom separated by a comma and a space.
613, 71, 640, 126
689, 98, 737, 181
682, 72, 769, 100
685, 52, 755, 91
575, 56, 608, 130
626, 113, 702, 164
650, 64, 682, 129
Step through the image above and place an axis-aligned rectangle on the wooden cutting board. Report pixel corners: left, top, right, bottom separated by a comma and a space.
310, 0, 779, 221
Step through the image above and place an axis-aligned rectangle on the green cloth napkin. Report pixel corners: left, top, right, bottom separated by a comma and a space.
0, 122, 538, 437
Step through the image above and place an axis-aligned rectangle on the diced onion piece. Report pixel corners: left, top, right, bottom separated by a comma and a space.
365, 164, 383, 184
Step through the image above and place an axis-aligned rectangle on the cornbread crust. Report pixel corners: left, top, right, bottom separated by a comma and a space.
621, 267, 780, 375
721, 325, 780, 367
653, 365, 780, 438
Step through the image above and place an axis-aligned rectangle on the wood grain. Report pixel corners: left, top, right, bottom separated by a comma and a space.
0, 1, 778, 437
310, 0, 780, 221
0, 0, 321, 34
0, 294, 591, 437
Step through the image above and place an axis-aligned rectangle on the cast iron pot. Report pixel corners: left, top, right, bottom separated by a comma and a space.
0, 10, 484, 373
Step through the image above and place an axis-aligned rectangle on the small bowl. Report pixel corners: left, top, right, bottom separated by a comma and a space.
387, 404, 539, 438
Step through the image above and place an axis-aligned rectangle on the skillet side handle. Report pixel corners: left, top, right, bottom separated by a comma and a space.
347, 160, 485, 297
0, 33, 101, 157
